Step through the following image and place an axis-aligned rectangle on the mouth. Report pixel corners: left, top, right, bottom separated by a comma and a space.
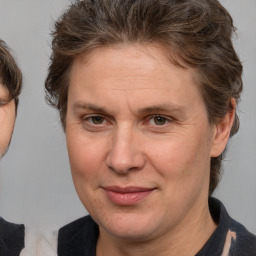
102, 186, 156, 206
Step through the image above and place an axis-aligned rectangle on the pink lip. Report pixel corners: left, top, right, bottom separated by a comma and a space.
103, 186, 155, 206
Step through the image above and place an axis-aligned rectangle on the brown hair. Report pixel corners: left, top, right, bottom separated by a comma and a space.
0, 40, 22, 109
45, 0, 243, 195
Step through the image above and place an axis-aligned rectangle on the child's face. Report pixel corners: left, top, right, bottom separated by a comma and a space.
0, 84, 16, 156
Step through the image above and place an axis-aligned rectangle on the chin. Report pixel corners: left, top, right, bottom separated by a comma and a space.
97, 211, 160, 241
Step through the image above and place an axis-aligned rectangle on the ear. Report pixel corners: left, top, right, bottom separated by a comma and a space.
210, 98, 236, 157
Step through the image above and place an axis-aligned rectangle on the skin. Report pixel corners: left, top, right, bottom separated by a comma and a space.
66, 44, 235, 256
0, 84, 16, 157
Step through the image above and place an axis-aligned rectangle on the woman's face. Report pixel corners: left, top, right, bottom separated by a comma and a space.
65, 44, 229, 242
0, 84, 16, 156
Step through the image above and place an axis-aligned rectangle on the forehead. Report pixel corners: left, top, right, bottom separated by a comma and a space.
67, 44, 207, 119
70, 43, 199, 92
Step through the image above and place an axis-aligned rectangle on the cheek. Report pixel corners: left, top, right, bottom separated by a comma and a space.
0, 104, 16, 155
66, 130, 107, 186
66, 130, 111, 214
149, 130, 212, 190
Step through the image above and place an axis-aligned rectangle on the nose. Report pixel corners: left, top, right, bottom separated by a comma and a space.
106, 126, 146, 174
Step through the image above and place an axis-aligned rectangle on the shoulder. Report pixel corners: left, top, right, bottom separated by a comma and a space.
208, 198, 256, 256
0, 217, 24, 236
226, 217, 256, 256
58, 215, 99, 256
0, 217, 25, 256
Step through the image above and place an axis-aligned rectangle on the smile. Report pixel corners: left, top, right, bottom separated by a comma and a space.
102, 186, 155, 206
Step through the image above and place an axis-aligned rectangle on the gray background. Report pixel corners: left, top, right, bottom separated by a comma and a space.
0, 0, 255, 233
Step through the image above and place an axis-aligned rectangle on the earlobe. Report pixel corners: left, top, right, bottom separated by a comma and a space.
210, 99, 236, 157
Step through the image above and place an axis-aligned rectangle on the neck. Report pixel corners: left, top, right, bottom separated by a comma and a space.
96, 198, 216, 256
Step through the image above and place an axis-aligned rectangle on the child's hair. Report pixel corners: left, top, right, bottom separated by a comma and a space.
0, 39, 22, 109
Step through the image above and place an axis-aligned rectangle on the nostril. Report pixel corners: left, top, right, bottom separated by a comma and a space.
106, 130, 146, 174
106, 151, 146, 174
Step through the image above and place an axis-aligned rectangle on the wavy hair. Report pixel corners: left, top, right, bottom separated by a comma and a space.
45, 0, 243, 194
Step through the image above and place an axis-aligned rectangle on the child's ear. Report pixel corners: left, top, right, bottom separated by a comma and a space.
210, 98, 236, 157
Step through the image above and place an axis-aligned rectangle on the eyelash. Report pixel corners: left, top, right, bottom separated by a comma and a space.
81, 114, 172, 128
146, 115, 171, 126
82, 115, 107, 126
0, 100, 7, 106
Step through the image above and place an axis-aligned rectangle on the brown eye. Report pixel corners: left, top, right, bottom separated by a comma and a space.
90, 116, 105, 125
150, 115, 168, 126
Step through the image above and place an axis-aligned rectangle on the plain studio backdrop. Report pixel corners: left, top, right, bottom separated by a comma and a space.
0, 0, 255, 233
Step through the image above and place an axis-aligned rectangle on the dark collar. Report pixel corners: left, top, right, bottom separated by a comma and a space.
0, 217, 25, 256
58, 197, 256, 256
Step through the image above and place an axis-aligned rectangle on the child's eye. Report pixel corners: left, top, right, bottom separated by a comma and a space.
0, 100, 7, 106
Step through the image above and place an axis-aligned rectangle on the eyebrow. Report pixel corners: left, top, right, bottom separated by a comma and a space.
73, 101, 184, 116
137, 104, 184, 115
73, 101, 109, 115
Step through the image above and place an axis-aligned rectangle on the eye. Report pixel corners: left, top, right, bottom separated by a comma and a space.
149, 115, 169, 126
87, 115, 106, 125
0, 100, 7, 106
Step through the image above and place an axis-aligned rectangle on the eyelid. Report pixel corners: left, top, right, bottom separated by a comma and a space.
82, 114, 109, 126
0, 100, 7, 106
81, 113, 173, 128
146, 114, 173, 123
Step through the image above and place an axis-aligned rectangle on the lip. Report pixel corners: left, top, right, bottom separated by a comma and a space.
102, 186, 155, 206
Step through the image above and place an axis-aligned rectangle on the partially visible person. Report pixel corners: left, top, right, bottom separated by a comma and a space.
0, 39, 24, 256
45, 0, 256, 255
0, 40, 21, 156
0, 39, 57, 256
